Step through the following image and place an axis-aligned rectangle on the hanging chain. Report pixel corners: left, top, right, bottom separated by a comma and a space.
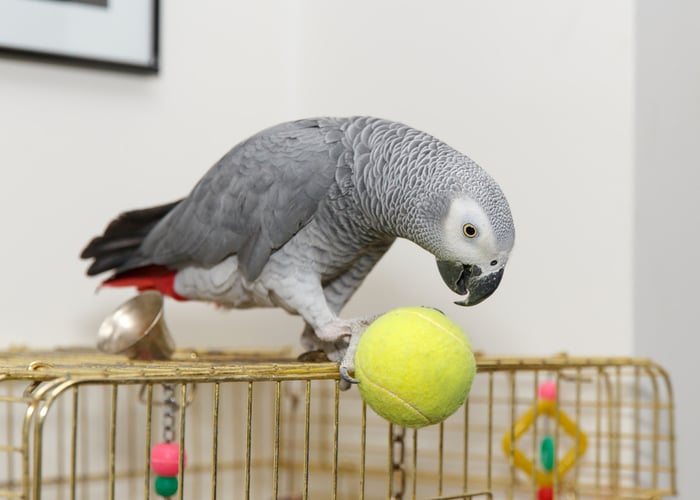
390, 425, 406, 500
162, 384, 178, 444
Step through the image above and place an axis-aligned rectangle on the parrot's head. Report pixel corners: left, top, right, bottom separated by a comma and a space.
433, 191, 514, 306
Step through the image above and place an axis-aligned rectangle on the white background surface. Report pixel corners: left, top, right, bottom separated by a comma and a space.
0, 1, 695, 496
635, 2, 700, 498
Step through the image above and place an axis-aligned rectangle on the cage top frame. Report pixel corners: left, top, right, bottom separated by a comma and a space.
0, 347, 675, 387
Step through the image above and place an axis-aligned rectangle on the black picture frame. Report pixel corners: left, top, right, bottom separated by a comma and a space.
0, 0, 160, 74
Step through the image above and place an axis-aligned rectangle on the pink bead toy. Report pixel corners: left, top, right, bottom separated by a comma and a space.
151, 442, 187, 477
538, 380, 557, 402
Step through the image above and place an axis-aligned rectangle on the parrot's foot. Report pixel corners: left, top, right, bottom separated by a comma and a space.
300, 324, 349, 362
315, 316, 377, 389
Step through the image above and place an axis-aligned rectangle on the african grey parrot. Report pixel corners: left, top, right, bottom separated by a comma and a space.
81, 116, 514, 382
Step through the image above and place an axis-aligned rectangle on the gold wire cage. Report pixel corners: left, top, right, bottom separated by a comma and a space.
0, 348, 676, 500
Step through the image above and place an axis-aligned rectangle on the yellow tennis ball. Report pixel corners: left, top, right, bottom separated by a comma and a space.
355, 307, 477, 428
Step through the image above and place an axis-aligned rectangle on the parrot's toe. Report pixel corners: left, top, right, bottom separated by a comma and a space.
339, 365, 359, 386
297, 350, 330, 362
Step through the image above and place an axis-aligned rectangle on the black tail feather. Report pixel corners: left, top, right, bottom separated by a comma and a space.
81, 200, 181, 276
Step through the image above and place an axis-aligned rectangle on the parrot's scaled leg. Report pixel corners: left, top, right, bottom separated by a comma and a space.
276, 276, 373, 385
296, 247, 391, 383
300, 323, 320, 352
267, 271, 358, 367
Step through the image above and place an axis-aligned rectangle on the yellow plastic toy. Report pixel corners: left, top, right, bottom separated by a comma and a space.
502, 381, 588, 488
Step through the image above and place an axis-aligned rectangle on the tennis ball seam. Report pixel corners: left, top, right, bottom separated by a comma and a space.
357, 365, 430, 425
406, 309, 465, 347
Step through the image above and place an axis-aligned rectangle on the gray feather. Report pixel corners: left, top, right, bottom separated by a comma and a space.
122, 119, 343, 281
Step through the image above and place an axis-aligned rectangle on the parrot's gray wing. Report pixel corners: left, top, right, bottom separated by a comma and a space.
125, 119, 343, 281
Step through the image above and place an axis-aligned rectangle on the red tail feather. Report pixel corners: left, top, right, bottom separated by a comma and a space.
103, 265, 187, 301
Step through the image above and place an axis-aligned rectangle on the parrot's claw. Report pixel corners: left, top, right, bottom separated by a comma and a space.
339, 365, 359, 385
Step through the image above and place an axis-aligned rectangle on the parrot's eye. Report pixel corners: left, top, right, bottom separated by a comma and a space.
462, 223, 478, 238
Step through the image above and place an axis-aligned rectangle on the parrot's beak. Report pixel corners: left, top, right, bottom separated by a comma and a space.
436, 261, 504, 306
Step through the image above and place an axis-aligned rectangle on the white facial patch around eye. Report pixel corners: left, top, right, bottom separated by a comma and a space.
442, 197, 497, 262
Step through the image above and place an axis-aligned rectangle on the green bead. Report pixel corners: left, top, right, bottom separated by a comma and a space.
155, 475, 178, 497
540, 435, 555, 472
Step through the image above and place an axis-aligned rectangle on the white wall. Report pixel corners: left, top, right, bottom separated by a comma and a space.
635, 1, 700, 498
0, 2, 634, 359
293, 1, 635, 358
0, 1, 301, 349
